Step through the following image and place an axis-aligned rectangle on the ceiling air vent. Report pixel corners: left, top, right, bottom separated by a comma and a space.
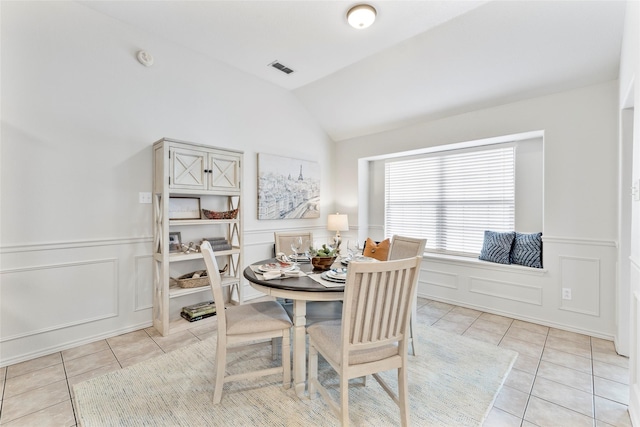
269, 60, 294, 75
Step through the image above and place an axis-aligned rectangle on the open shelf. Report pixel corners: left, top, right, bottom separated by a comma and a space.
169, 276, 239, 299
169, 218, 240, 226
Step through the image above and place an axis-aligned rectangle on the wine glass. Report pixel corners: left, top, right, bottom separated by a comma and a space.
290, 236, 303, 265
347, 240, 362, 260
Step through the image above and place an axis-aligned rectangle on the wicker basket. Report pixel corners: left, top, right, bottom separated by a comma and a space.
202, 208, 238, 220
170, 270, 210, 288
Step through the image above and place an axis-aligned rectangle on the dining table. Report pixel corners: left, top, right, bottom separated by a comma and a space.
243, 257, 345, 398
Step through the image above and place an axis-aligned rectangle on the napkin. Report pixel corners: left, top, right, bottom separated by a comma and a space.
262, 269, 305, 280
275, 252, 290, 262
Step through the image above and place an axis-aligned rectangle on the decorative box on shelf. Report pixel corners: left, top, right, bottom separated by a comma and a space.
202, 236, 232, 251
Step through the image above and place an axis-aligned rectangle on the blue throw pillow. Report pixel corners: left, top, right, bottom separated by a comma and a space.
479, 230, 515, 264
511, 232, 543, 268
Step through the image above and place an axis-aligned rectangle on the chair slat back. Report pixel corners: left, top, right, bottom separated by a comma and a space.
274, 231, 314, 255
388, 235, 427, 260
200, 241, 226, 333
343, 257, 422, 353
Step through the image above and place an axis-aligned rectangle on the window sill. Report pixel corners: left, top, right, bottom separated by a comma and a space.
423, 252, 547, 276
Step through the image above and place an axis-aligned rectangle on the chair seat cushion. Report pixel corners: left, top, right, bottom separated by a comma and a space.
307, 320, 399, 365
226, 301, 292, 335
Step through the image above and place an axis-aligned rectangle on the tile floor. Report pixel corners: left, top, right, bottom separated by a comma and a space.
0, 297, 632, 426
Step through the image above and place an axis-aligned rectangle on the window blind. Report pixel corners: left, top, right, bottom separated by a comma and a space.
385, 145, 515, 256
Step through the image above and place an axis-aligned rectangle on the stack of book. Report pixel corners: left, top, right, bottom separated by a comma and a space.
181, 300, 217, 322
202, 237, 232, 251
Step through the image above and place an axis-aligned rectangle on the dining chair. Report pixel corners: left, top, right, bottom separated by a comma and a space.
200, 241, 293, 404
388, 235, 427, 356
307, 256, 422, 427
274, 231, 343, 327
273, 231, 314, 256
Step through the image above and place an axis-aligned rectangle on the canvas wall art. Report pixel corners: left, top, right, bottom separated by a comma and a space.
258, 153, 320, 219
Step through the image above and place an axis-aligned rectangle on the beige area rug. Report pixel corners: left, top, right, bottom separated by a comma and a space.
73, 325, 517, 426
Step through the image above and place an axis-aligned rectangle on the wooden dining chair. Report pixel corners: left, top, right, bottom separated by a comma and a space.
200, 241, 293, 404
273, 231, 314, 256
307, 256, 422, 426
388, 235, 427, 355
274, 231, 343, 326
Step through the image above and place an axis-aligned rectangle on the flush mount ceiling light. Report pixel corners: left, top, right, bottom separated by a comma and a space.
347, 4, 377, 29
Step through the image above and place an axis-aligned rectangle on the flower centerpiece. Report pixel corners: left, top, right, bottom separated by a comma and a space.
309, 243, 338, 271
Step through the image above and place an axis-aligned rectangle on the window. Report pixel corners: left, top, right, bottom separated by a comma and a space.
385, 144, 515, 256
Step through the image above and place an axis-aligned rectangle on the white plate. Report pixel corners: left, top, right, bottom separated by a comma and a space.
327, 268, 347, 280
321, 272, 346, 283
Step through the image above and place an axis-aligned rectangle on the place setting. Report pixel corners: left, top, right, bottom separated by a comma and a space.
340, 240, 377, 266
308, 267, 347, 288
320, 267, 347, 283
251, 260, 306, 280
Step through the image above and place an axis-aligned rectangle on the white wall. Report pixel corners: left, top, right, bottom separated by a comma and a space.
334, 81, 619, 340
0, 2, 334, 366
618, 0, 640, 424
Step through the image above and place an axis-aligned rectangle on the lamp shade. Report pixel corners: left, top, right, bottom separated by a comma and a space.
327, 214, 349, 232
347, 4, 377, 29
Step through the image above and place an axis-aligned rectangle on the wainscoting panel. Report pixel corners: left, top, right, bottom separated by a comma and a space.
0, 259, 118, 340
0, 237, 153, 367
135, 255, 153, 311
469, 276, 543, 305
422, 269, 458, 290
420, 236, 617, 340
559, 256, 600, 316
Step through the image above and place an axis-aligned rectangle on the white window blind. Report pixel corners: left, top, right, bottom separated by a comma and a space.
385, 145, 515, 256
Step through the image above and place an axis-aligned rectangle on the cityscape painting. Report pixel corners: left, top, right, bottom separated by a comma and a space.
257, 153, 320, 220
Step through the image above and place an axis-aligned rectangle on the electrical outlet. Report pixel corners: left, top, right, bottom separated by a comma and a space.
139, 192, 152, 204
562, 288, 572, 300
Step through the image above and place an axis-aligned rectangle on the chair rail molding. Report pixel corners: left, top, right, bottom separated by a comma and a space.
541, 235, 617, 247
0, 236, 153, 253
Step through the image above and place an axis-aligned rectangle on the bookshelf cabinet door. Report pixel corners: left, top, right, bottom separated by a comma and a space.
208, 151, 241, 192
170, 147, 207, 191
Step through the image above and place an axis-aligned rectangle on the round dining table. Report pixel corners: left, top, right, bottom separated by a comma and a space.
243, 258, 344, 398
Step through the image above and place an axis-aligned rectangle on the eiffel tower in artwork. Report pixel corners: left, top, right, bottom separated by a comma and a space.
298, 164, 304, 181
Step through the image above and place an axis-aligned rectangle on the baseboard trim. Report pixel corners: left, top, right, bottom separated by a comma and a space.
417, 292, 616, 342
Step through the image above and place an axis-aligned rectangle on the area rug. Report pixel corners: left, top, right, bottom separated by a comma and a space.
73, 325, 517, 426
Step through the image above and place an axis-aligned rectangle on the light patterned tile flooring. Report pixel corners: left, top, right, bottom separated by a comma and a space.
0, 298, 632, 426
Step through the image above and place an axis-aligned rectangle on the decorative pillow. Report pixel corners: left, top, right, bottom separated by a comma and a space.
363, 238, 390, 261
511, 232, 543, 268
478, 231, 515, 264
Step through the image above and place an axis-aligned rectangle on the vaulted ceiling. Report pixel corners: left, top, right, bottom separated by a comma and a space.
80, 1, 627, 141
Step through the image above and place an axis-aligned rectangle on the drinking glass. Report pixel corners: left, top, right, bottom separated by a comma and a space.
347, 240, 362, 259
290, 236, 303, 265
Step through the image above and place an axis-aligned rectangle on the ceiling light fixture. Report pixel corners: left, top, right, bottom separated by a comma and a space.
347, 4, 377, 29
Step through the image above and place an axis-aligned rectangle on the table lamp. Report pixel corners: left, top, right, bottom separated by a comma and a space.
327, 213, 349, 252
